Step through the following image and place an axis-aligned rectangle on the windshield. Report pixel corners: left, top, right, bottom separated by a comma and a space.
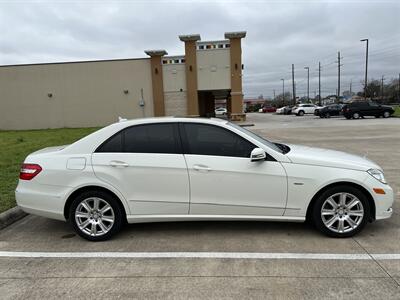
227, 122, 285, 153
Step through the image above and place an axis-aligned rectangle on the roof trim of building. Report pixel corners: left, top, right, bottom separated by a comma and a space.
179, 34, 201, 42
197, 39, 230, 45
0, 57, 150, 68
144, 50, 168, 57
224, 31, 247, 39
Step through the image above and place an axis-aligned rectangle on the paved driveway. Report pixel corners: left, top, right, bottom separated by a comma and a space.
1, 114, 399, 299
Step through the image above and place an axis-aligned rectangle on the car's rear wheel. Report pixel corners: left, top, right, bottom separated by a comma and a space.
383, 111, 390, 118
69, 190, 124, 241
312, 185, 370, 237
352, 112, 360, 119
298, 110, 305, 116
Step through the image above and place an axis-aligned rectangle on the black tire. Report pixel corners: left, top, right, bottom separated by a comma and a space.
311, 185, 370, 238
345, 115, 351, 120
69, 190, 124, 241
298, 110, 305, 116
383, 111, 391, 118
352, 112, 360, 119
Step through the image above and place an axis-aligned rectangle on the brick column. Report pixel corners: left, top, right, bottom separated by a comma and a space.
179, 34, 201, 116
145, 50, 167, 117
225, 31, 246, 121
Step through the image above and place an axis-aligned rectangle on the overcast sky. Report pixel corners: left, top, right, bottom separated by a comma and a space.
0, 0, 399, 98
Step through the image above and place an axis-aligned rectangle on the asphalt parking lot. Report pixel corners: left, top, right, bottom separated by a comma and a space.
1, 113, 400, 299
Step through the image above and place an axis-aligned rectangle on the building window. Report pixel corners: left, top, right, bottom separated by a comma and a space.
225, 44, 230, 48
218, 44, 223, 49
206, 44, 212, 49
162, 60, 168, 64
181, 59, 185, 63
174, 59, 180, 63
199, 45, 204, 50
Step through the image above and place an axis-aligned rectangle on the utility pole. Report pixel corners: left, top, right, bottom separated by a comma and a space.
273, 89, 276, 101
292, 64, 296, 106
337, 51, 343, 100
318, 62, 321, 106
280, 79, 285, 105
381, 75, 385, 100
350, 79, 352, 95
361, 38, 369, 100
304, 67, 310, 102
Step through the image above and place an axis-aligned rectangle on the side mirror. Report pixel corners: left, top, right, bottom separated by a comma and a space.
250, 148, 266, 162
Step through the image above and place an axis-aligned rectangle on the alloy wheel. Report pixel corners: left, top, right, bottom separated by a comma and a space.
75, 197, 115, 237
383, 111, 390, 118
321, 192, 364, 234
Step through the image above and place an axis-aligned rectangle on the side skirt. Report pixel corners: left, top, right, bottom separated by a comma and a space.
126, 215, 305, 224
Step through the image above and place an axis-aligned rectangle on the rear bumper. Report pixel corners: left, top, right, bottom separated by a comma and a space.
15, 181, 70, 221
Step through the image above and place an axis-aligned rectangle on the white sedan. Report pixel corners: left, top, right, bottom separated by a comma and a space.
214, 107, 227, 116
16, 117, 393, 241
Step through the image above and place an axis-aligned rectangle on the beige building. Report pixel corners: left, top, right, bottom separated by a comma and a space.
0, 32, 246, 130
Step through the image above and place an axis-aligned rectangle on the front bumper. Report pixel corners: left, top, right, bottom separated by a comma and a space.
363, 175, 394, 220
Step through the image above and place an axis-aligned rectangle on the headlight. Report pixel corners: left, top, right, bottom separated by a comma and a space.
367, 169, 387, 184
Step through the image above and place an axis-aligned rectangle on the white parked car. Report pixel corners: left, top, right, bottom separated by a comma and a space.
276, 107, 285, 114
292, 104, 322, 116
16, 117, 393, 241
214, 107, 227, 116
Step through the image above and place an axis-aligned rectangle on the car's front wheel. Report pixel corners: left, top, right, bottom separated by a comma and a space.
297, 110, 305, 116
352, 112, 360, 119
69, 190, 124, 241
312, 185, 370, 237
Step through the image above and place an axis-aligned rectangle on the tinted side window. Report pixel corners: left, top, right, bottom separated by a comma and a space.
124, 123, 178, 154
96, 132, 123, 152
182, 123, 255, 158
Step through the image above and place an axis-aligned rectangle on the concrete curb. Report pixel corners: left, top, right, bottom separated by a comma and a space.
0, 207, 27, 230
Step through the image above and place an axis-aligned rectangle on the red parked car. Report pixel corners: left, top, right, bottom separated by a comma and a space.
262, 106, 277, 113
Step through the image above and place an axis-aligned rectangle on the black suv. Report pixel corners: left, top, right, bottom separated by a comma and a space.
342, 101, 394, 119
315, 104, 343, 118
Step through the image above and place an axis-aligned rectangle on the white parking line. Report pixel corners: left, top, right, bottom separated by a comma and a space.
0, 251, 400, 260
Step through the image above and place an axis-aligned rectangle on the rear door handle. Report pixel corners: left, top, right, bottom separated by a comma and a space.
193, 164, 211, 172
109, 160, 129, 168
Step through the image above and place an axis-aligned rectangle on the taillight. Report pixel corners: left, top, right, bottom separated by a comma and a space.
20, 164, 42, 180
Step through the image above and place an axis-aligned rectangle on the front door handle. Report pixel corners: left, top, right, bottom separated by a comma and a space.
193, 164, 211, 172
109, 160, 129, 168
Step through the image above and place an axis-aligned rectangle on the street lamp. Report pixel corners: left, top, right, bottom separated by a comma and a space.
280, 79, 285, 105
361, 38, 369, 100
304, 67, 310, 102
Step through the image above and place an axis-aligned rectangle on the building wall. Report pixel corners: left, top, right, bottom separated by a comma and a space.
196, 48, 231, 91
162, 59, 187, 116
0, 59, 154, 130
164, 91, 187, 116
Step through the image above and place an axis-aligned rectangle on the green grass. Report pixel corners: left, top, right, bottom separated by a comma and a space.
0, 127, 99, 213
394, 106, 400, 117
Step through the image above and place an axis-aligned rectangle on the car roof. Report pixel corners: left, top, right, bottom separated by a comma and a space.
116, 116, 228, 127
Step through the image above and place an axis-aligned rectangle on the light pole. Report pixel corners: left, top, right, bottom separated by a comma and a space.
304, 67, 310, 102
361, 38, 369, 100
280, 79, 285, 105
